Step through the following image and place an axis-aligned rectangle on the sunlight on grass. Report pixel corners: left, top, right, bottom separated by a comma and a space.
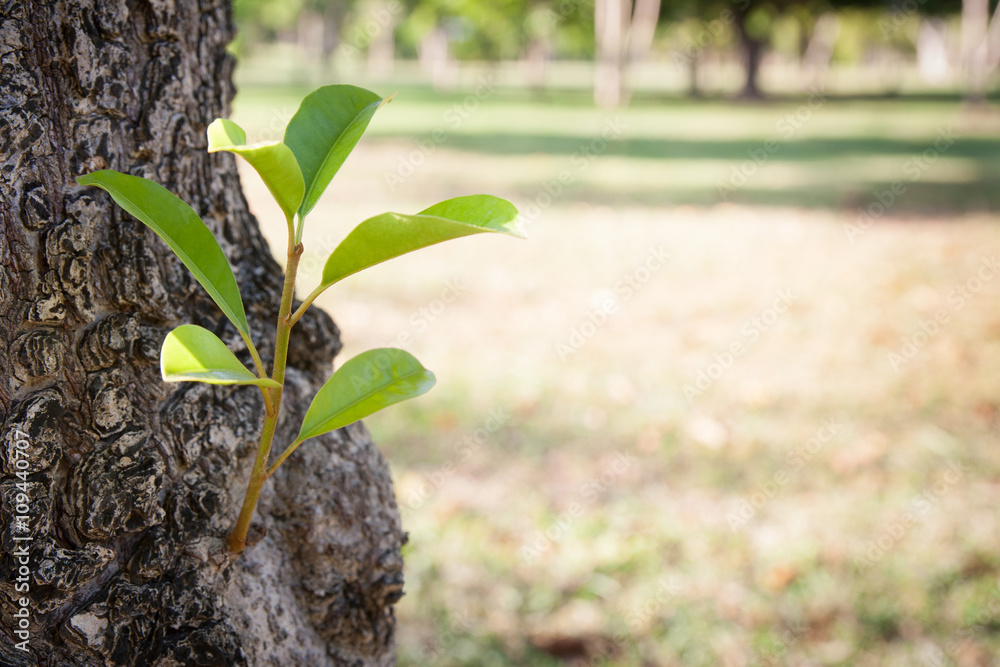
232, 72, 1000, 665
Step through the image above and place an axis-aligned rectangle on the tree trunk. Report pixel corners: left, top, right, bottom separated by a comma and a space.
989, 1, 1000, 73
735, 6, 764, 99
962, 0, 989, 103
419, 27, 456, 91
298, 9, 324, 63
686, 54, 702, 98
323, 3, 345, 66
367, 1, 397, 79
594, 0, 628, 107
523, 38, 551, 92
801, 12, 840, 90
916, 17, 951, 87
0, 1, 405, 665
594, 0, 661, 107
626, 0, 661, 64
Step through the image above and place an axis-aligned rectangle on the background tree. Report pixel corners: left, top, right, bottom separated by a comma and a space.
0, 1, 405, 664
961, 0, 1000, 101
594, 0, 663, 106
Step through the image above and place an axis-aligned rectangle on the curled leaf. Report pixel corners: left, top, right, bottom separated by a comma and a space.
207, 118, 304, 222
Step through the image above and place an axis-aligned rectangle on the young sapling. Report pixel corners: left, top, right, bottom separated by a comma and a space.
77, 84, 524, 554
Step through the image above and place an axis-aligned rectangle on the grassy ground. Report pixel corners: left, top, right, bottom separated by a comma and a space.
231, 60, 1000, 665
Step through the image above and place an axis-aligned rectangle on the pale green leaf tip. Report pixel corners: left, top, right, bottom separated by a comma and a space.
509, 216, 528, 239
76, 171, 105, 187
207, 118, 246, 152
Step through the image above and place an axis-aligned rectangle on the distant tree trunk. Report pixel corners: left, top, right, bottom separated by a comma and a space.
594, 0, 661, 107
687, 54, 702, 98
962, 0, 1000, 102
523, 5, 557, 93
962, 0, 990, 102
419, 27, 457, 90
299, 9, 325, 63
595, 0, 628, 107
524, 38, 552, 92
367, 2, 398, 79
801, 12, 840, 90
627, 0, 661, 63
322, 3, 346, 76
989, 1, 1000, 73
734, 5, 764, 99
0, 1, 404, 665
917, 17, 951, 86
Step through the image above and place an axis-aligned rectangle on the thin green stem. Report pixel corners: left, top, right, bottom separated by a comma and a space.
287, 212, 298, 246
227, 407, 278, 553
228, 226, 304, 554
295, 212, 305, 246
239, 330, 274, 414
240, 331, 268, 379
288, 282, 327, 327
265, 438, 303, 478
272, 251, 302, 387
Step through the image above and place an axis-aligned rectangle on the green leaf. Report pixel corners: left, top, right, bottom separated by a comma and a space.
207, 118, 304, 223
76, 170, 250, 336
295, 348, 435, 444
320, 195, 524, 287
283, 84, 386, 218
161, 325, 279, 388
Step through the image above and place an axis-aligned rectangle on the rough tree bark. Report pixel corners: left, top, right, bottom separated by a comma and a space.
0, 1, 405, 665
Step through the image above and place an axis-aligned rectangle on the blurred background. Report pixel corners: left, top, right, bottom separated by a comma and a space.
230, 0, 1000, 664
